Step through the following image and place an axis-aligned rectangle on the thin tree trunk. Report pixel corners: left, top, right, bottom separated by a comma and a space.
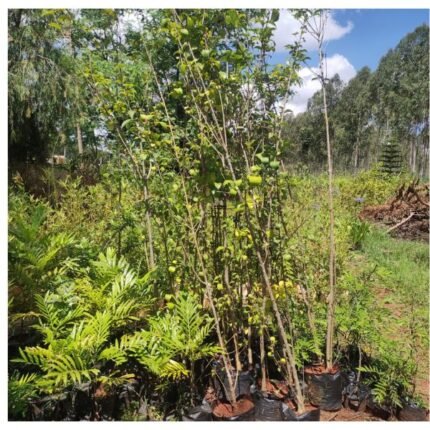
259, 320, 267, 392
412, 137, 417, 174
74, 121, 83, 169
117, 177, 122, 255
141, 159, 155, 271
353, 136, 360, 172
247, 326, 253, 367
76, 122, 83, 155
318, 41, 336, 371
143, 184, 155, 270
233, 332, 242, 372
253, 247, 305, 412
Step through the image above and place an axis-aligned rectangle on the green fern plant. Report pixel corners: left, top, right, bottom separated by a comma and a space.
12, 249, 152, 395
111, 292, 220, 382
358, 351, 417, 413
74, 247, 154, 325
8, 372, 39, 420
8, 197, 78, 314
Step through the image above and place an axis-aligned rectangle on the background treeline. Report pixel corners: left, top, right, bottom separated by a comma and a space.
284, 24, 429, 176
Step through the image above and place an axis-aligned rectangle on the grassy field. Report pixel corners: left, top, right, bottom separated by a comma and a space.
360, 228, 429, 404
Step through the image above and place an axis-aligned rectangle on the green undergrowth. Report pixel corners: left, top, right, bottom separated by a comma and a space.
358, 227, 429, 405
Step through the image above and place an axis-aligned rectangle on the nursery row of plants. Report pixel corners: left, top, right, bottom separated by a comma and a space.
9, 168, 428, 420
8, 9, 429, 421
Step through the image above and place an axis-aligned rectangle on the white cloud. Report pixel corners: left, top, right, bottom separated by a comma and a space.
285, 54, 356, 115
274, 10, 353, 52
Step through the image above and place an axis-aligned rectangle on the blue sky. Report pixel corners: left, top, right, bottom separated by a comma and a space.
325, 9, 429, 70
273, 9, 429, 114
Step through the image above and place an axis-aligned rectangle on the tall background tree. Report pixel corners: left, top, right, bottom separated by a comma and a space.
284, 24, 429, 176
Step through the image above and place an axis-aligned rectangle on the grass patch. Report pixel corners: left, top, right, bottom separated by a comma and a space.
361, 227, 428, 298
360, 227, 429, 403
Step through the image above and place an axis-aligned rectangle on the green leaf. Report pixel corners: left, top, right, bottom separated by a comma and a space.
48, 22, 62, 31
121, 119, 132, 129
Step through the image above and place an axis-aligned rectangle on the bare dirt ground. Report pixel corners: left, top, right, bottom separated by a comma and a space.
320, 408, 383, 421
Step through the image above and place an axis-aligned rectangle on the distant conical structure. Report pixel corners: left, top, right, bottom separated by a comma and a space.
380, 141, 402, 174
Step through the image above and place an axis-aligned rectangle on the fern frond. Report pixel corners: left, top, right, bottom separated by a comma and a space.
81, 311, 112, 351
160, 359, 189, 379
98, 372, 135, 387
14, 346, 54, 368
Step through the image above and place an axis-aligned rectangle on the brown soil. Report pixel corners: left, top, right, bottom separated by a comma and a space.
304, 364, 340, 375
359, 181, 429, 241
301, 404, 319, 413
320, 408, 383, 421
212, 398, 254, 418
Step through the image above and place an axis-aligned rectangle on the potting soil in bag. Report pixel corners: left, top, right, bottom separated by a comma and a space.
398, 403, 429, 421
366, 393, 391, 420
281, 403, 320, 421
212, 398, 255, 421
216, 369, 254, 402
253, 391, 283, 421
220, 406, 255, 421
343, 371, 370, 410
237, 370, 255, 397
182, 403, 213, 421
305, 369, 343, 411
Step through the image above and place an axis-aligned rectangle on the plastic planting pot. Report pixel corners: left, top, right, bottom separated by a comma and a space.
214, 369, 254, 402
304, 366, 343, 411
182, 404, 213, 421
366, 394, 391, 420
342, 371, 371, 411
282, 403, 320, 421
397, 404, 429, 421
253, 391, 283, 421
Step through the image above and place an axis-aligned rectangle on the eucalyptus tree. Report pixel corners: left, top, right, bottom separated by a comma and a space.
296, 74, 343, 168
8, 9, 105, 170
333, 67, 373, 170
9, 9, 74, 164
370, 24, 429, 175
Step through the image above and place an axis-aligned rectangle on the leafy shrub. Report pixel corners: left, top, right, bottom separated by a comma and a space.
8, 191, 79, 314
348, 220, 370, 250
359, 351, 417, 413
8, 372, 38, 420
12, 249, 151, 396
